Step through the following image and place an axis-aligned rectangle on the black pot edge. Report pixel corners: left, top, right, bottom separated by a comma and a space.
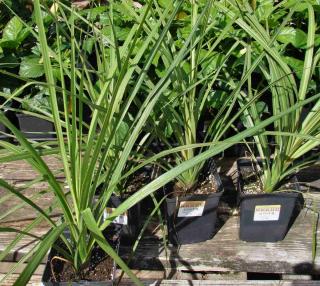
239, 191, 303, 200
166, 190, 224, 203
236, 158, 302, 200
16, 113, 56, 140
16, 113, 54, 121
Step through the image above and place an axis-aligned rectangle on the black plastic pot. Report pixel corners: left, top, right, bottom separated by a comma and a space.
17, 114, 55, 140
0, 123, 8, 140
165, 161, 224, 245
106, 195, 142, 245
0, 111, 16, 141
166, 191, 223, 245
237, 159, 304, 242
41, 239, 118, 285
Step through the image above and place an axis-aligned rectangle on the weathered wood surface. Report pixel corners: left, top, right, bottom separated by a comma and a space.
136, 281, 320, 285
0, 262, 44, 286
120, 207, 320, 275
0, 156, 63, 264
0, 155, 63, 224
133, 281, 320, 286
1, 156, 320, 285
0, 155, 64, 182
118, 160, 320, 275
0, 156, 62, 285
30, 280, 320, 286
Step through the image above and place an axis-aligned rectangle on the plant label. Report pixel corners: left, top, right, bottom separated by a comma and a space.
178, 201, 206, 217
104, 207, 128, 225
253, 205, 281, 221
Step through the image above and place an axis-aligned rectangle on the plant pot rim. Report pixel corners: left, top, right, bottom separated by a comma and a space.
16, 113, 52, 120
166, 190, 224, 203
239, 191, 302, 200
16, 113, 38, 118
236, 158, 301, 198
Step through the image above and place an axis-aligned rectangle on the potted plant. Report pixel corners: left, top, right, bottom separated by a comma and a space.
150, 0, 256, 244
0, 0, 260, 284
0, 0, 211, 284
104, 164, 161, 245
2, 0, 320, 284
225, 1, 320, 242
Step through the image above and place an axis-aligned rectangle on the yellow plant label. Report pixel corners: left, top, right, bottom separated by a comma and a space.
178, 201, 206, 217
104, 207, 128, 225
253, 205, 281, 221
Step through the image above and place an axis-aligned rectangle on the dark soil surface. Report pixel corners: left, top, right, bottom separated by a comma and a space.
47, 247, 114, 283
239, 163, 299, 195
239, 165, 264, 195
172, 172, 221, 197
126, 170, 151, 194
125, 165, 159, 194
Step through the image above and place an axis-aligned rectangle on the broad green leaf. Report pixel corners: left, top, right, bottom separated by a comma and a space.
256, 101, 269, 114
19, 56, 44, 78
277, 27, 308, 48
21, 87, 51, 113
0, 16, 29, 49
256, 0, 273, 20
208, 90, 229, 109
315, 35, 320, 47
159, 0, 173, 9
102, 26, 131, 41
2, 16, 23, 41
284, 56, 304, 78
83, 38, 95, 53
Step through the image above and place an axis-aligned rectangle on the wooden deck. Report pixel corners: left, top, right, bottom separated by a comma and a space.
0, 157, 320, 285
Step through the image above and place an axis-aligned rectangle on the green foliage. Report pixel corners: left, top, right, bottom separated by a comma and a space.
0, 16, 30, 49
1, 0, 320, 284
19, 56, 44, 78
228, 0, 320, 192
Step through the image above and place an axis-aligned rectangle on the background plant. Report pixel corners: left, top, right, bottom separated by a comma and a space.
223, 0, 320, 192
0, 0, 204, 284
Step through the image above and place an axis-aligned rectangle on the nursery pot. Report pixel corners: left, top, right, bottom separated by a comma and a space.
237, 159, 304, 242
166, 191, 223, 245
0, 122, 8, 140
17, 114, 55, 140
165, 162, 224, 245
105, 195, 142, 245
41, 238, 118, 285
0, 111, 16, 141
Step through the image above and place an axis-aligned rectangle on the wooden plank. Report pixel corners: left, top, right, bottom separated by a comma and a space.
137, 281, 320, 286
116, 269, 247, 281
120, 208, 320, 274
0, 273, 42, 286
0, 262, 45, 276
0, 183, 58, 224
0, 156, 64, 264
29, 280, 320, 286
0, 155, 63, 182
0, 262, 44, 286
0, 223, 51, 262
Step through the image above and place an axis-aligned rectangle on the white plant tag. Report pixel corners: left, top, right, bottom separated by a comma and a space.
104, 207, 128, 225
253, 205, 281, 221
177, 201, 206, 217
